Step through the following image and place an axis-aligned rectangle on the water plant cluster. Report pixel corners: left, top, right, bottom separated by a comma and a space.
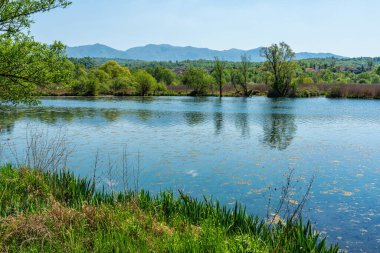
0, 165, 339, 252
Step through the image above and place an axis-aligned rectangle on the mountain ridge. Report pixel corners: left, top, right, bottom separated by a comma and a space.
66, 43, 347, 62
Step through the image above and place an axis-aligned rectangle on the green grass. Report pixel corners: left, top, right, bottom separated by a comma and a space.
0, 165, 339, 252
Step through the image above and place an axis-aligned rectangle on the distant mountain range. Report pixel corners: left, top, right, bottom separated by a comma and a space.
66, 43, 346, 62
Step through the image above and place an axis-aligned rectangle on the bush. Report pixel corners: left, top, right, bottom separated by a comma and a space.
182, 68, 210, 96
134, 70, 157, 96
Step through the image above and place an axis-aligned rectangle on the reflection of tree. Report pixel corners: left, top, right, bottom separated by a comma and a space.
184, 112, 206, 126
0, 107, 126, 136
262, 101, 297, 150
213, 112, 223, 135
234, 98, 250, 137
0, 112, 20, 134
235, 113, 249, 137
136, 110, 152, 122
102, 109, 121, 122
213, 98, 223, 135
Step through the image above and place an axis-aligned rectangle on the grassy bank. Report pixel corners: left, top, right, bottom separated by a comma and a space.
0, 165, 339, 252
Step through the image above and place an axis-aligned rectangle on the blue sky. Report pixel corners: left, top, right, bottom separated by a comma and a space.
31, 0, 380, 57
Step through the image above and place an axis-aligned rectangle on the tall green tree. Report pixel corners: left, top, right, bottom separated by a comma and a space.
0, 0, 71, 104
261, 42, 297, 97
213, 57, 226, 97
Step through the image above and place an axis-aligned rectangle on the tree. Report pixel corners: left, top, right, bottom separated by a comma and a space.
213, 57, 226, 97
99, 61, 131, 79
0, 0, 72, 104
134, 70, 157, 96
69, 57, 96, 69
0, 0, 70, 35
261, 42, 297, 97
0, 35, 73, 104
376, 66, 380, 76
149, 66, 176, 85
238, 54, 251, 97
182, 67, 210, 96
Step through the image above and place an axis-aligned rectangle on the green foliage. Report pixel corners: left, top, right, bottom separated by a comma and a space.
0, 166, 340, 252
0, 0, 71, 104
182, 67, 211, 96
0, 35, 74, 104
261, 42, 297, 97
70, 61, 137, 96
152, 82, 168, 95
376, 66, 380, 76
99, 60, 132, 79
0, 0, 71, 35
69, 57, 97, 69
134, 70, 157, 96
148, 66, 176, 85
111, 76, 135, 95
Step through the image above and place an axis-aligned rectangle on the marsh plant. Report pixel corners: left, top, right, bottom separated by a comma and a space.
6, 126, 72, 172
266, 168, 314, 225
0, 165, 339, 252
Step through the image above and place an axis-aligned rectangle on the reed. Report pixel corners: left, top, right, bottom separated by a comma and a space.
0, 165, 340, 252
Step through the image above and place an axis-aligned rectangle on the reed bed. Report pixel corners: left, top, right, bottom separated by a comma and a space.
0, 165, 339, 252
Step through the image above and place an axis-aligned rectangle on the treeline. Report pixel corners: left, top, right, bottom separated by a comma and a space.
63, 51, 380, 98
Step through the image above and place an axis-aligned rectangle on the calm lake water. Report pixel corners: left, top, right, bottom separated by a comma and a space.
1, 96, 379, 252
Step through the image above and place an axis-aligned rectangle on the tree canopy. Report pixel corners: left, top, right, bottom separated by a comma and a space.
182, 67, 211, 96
261, 42, 297, 97
0, 0, 72, 104
0, 0, 71, 35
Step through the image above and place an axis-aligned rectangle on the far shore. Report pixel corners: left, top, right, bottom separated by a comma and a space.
38, 83, 380, 100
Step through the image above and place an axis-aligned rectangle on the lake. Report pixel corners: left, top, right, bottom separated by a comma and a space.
1, 96, 379, 252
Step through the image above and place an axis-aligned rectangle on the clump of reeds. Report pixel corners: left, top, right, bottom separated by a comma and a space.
0, 165, 340, 252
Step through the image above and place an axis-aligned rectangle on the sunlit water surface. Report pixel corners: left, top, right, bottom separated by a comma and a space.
0, 97, 379, 252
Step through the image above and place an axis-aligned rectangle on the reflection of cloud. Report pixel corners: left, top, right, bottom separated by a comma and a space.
104, 179, 118, 188
186, 170, 198, 177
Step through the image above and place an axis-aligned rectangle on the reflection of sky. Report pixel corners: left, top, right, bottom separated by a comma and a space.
1, 97, 380, 252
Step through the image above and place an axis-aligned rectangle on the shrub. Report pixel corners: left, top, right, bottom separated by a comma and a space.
134, 70, 157, 96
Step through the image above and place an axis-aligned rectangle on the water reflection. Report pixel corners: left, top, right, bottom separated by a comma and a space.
262, 100, 297, 150
101, 109, 122, 122
135, 110, 153, 122
213, 112, 224, 135
234, 98, 250, 137
1, 97, 379, 252
213, 99, 224, 135
184, 112, 206, 127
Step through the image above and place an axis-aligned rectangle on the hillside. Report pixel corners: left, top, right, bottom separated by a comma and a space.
66, 44, 346, 62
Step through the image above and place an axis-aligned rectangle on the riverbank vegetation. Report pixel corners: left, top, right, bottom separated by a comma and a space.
0, 165, 339, 252
37, 56, 380, 100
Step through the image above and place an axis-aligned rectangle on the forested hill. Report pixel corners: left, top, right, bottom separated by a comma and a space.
66, 44, 346, 62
